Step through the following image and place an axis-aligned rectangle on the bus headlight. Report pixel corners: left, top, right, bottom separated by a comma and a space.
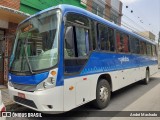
36, 77, 56, 91
51, 78, 55, 84
43, 82, 47, 88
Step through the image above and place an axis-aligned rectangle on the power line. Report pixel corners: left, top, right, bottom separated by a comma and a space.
85, 0, 151, 36
111, 3, 152, 33
122, 2, 158, 35
107, 1, 158, 37
85, 2, 151, 39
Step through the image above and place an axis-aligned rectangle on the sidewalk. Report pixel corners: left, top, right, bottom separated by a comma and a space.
1, 88, 13, 106
0, 85, 6, 89
0, 87, 23, 111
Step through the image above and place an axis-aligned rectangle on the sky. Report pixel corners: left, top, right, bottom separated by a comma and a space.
120, 0, 160, 41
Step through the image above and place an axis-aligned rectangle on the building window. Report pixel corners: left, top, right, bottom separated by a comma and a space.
92, 1, 105, 18
110, 10, 119, 24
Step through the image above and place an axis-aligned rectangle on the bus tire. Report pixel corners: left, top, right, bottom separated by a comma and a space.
93, 79, 111, 109
143, 69, 150, 85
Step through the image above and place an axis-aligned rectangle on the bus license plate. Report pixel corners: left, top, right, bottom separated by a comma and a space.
18, 92, 25, 99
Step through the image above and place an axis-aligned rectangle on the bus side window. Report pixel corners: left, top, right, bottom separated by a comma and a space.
152, 45, 156, 57
116, 32, 128, 53
146, 43, 152, 56
64, 13, 90, 74
64, 26, 75, 57
64, 26, 89, 73
135, 39, 140, 54
140, 41, 145, 55
116, 32, 121, 52
143, 42, 147, 55
98, 24, 108, 51
98, 24, 115, 52
130, 37, 140, 54
123, 35, 129, 53
75, 27, 89, 57
64, 27, 89, 58
91, 21, 97, 50
108, 28, 115, 52
155, 45, 158, 56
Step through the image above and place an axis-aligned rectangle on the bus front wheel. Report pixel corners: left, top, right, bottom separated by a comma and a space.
93, 79, 111, 109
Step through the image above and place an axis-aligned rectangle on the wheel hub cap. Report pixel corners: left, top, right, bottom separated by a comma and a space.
100, 86, 108, 102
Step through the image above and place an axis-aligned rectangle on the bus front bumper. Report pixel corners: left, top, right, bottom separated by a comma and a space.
8, 85, 64, 114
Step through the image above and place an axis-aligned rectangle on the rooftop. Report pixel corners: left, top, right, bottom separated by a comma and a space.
0, 5, 30, 23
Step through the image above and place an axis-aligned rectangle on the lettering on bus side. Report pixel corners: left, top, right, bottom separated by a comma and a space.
118, 56, 129, 64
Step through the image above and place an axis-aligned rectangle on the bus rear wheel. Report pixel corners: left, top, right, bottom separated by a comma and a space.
93, 79, 111, 109
143, 69, 150, 85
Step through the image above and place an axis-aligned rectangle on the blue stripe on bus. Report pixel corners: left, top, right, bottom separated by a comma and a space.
63, 52, 157, 79
80, 52, 157, 75
55, 23, 65, 87
10, 72, 49, 85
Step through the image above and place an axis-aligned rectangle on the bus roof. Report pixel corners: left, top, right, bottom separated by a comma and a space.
20, 4, 156, 45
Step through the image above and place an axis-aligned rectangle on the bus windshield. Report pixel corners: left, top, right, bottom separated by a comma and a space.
10, 9, 61, 73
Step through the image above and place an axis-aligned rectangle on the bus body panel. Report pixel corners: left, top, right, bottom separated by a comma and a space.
64, 74, 98, 111
8, 85, 64, 112
9, 72, 49, 85
63, 64, 158, 111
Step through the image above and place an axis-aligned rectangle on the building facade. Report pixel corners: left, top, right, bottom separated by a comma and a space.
20, 0, 86, 15
139, 31, 156, 41
20, 0, 123, 25
0, 0, 29, 85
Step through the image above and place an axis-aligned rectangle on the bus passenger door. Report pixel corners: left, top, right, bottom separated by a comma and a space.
64, 23, 91, 109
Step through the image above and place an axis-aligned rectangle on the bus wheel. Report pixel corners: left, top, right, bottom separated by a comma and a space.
93, 79, 111, 109
143, 69, 150, 85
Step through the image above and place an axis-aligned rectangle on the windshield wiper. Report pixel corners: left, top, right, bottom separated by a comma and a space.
24, 37, 34, 74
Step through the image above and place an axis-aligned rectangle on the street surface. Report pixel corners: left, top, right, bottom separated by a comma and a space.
6, 71, 160, 120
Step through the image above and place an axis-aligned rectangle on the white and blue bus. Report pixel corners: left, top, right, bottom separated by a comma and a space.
8, 4, 158, 113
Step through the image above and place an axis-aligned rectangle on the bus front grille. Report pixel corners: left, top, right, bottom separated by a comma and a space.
12, 83, 36, 92
14, 96, 37, 109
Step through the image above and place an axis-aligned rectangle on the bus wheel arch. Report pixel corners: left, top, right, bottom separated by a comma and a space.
98, 74, 112, 91
93, 74, 112, 109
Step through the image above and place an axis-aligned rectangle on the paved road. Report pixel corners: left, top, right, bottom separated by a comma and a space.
6, 71, 160, 120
